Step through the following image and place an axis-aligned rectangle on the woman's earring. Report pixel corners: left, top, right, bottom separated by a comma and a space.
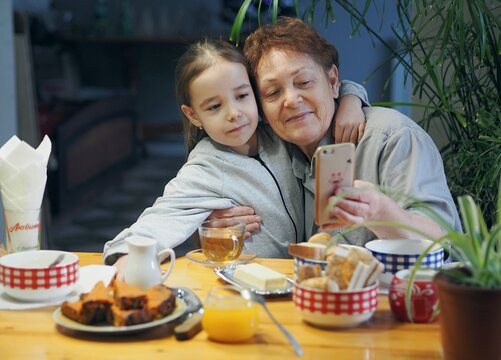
198, 126, 203, 130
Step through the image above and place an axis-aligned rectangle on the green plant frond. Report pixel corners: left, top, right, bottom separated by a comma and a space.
371, 101, 435, 109
229, 0, 253, 45
458, 196, 483, 258
294, 0, 299, 17
271, 0, 278, 22
405, 236, 448, 322
481, 226, 500, 268
468, 0, 489, 61
257, 0, 263, 27
324, 0, 336, 26
402, 199, 457, 234
306, 0, 316, 24
497, 176, 501, 226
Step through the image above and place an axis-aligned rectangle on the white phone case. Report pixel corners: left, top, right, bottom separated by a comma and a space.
314, 143, 355, 227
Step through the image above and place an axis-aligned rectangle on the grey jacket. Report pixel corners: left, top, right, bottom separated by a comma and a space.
103, 124, 304, 263
294, 106, 462, 244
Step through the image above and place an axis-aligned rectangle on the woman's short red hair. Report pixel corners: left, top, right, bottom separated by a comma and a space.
243, 17, 339, 78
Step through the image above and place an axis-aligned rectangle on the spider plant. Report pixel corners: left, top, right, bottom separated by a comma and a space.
400, 177, 501, 320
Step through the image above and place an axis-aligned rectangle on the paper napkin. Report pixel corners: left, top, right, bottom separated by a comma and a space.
0, 135, 52, 211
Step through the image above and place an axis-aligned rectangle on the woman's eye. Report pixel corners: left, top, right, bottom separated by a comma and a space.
265, 90, 280, 99
297, 80, 311, 87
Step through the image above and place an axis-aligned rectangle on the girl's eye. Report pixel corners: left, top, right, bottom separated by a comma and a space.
237, 92, 249, 99
207, 103, 221, 111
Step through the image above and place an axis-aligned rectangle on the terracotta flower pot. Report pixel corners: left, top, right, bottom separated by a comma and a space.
435, 272, 501, 360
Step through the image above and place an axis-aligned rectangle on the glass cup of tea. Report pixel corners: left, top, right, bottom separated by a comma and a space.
198, 219, 245, 262
202, 285, 258, 343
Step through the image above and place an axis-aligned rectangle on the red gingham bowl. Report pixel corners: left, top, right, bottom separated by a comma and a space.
293, 281, 379, 328
0, 250, 79, 301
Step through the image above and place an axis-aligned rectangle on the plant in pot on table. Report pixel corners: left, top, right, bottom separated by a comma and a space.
404, 179, 501, 360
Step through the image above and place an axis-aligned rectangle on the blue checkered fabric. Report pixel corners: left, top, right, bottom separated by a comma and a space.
293, 256, 328, 281
371, 248, 444, 274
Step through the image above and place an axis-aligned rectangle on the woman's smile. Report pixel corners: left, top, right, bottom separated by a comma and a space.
285, 111, 313, 123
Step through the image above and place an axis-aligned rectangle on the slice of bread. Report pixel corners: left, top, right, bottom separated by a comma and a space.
300, 276, 328, 290
297, 264, 322, 282
288, 243, 326, 260
308, 232, 332, 245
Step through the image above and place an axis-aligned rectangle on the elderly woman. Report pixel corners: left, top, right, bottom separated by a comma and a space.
216, 17, 461, 244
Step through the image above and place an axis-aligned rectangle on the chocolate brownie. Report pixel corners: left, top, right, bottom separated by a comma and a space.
112, 280, 147, 310
62, 281, 113, 324
145, 285, 176, 319
107, 304, 153, 326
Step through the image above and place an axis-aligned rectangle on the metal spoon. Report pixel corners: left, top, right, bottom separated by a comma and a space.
240, 288, 304, 357
48, 253, 65, 267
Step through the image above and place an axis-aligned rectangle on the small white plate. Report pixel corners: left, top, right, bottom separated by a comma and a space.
185, 249, 256, 268
215, 267, 293, 296
53, 297, 187, 334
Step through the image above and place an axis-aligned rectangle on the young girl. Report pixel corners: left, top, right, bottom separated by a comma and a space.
103, 39, 368, 269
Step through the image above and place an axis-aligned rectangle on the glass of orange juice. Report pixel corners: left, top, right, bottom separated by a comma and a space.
202, 285, 258, 342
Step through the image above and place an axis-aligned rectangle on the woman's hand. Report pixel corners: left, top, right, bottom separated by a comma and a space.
324, 180, 444, 239
334, 94, 366, 144
207, 206, 261, 239
113, 254, 128, 281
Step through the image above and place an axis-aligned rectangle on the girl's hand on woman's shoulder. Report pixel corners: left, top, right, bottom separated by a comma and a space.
207, 206, 261, 239
334, 94, 366, 144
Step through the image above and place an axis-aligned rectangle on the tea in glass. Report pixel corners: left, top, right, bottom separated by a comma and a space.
199, 220, 245, 261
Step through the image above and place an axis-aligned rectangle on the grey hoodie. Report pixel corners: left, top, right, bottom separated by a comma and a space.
103, 124, 304, 263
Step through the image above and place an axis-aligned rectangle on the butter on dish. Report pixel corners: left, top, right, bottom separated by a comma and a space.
233, 263, 288, 291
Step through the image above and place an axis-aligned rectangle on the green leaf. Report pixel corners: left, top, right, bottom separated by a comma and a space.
229, 0, 253, 46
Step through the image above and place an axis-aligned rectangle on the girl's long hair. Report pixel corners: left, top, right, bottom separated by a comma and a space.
175, 39, 250, 153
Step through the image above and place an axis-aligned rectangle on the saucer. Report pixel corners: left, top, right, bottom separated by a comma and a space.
185, 249, 256, 268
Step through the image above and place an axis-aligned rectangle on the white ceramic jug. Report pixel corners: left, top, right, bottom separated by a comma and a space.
124, 236, 175, 289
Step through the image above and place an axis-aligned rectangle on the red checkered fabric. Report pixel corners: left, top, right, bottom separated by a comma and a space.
0, 262, 79, 289
293, 283, 378, 315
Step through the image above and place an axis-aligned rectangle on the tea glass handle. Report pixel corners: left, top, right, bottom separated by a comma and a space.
229, 234, 239, 258
158, 248, 176, 283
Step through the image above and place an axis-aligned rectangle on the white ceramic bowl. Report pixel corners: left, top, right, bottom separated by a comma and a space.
365, 239, 444, 275
293, 281, 379, 328
0, 250, 79, 301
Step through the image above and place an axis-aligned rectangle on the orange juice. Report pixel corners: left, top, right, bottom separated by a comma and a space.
203, 304, 258, 342
203, 285, 259, 342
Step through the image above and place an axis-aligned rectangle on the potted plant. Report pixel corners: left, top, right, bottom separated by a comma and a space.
398, 179, 501, 360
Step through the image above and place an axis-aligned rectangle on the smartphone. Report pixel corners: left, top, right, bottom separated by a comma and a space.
314, 143, 355, 227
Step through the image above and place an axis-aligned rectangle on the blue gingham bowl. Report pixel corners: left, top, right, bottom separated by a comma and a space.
293, 244, 371, 282
365, 239, 444, 276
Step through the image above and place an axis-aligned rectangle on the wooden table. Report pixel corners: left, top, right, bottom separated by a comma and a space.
0, 253, 443, 359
